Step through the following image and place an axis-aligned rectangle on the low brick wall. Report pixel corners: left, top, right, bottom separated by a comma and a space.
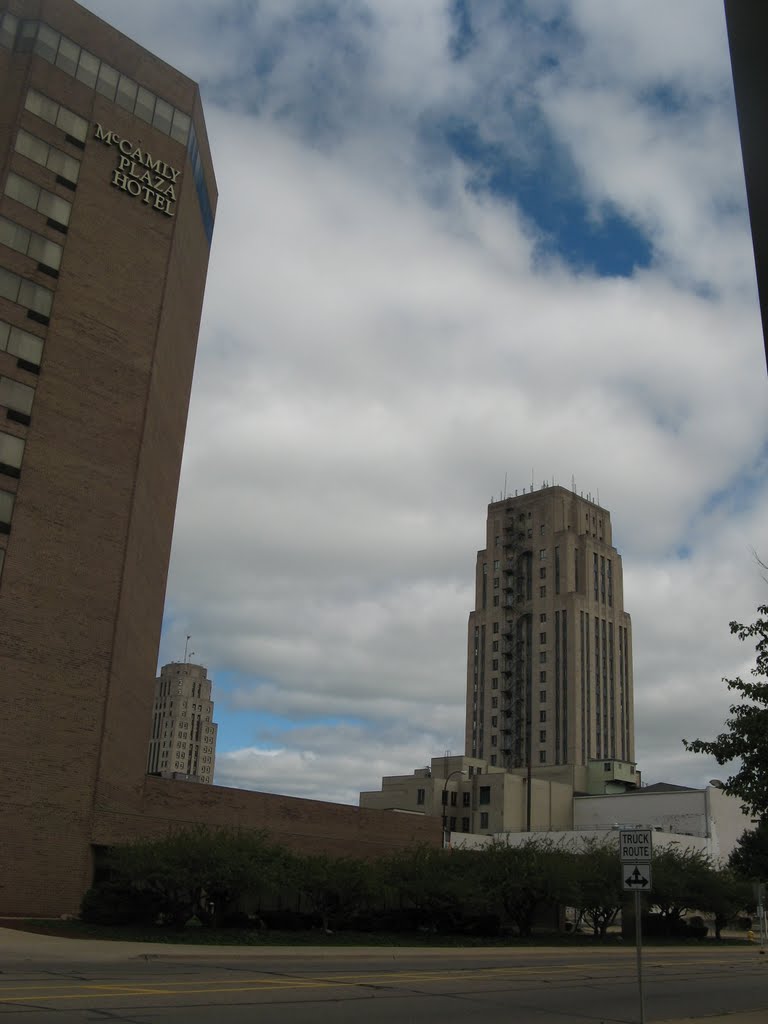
91, 775, 441, 861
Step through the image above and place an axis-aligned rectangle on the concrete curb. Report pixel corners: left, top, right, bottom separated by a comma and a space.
0, 926, 762, 965
658, 1016, 768, 1024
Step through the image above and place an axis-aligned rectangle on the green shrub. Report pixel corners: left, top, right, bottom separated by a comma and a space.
80, 882, 161, 926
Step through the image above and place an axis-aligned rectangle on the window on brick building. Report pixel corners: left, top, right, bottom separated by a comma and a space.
5, 171, 71, 227
0, 216, 62, 271
15, 128, 80, 185
0, 430, 24, 476
0, 488, 14, 528
25, 87, 88, 141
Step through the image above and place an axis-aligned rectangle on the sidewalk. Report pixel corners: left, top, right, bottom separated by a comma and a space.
0, 926, 420, 962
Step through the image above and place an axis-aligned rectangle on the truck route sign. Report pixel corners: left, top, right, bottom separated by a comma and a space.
619, 829, 653, 862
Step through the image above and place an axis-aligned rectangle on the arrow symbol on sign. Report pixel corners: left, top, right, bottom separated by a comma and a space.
625, 867, 649, 888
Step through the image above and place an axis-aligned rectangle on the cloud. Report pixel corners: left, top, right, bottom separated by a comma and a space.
216, 721, 455, 806
80, 1, 768, 806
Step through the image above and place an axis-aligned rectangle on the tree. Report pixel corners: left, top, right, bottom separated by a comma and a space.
92, 826, 286, 927
696, 867, 752, 939
291, 854, 376, 932
729, 819, 768, 881
683, 605, 768, 818
571, 838, 623, 937
477, 839, 576, 938
650, 846, 713, 933
647, 845, 749, 938
382, 845, 480, 932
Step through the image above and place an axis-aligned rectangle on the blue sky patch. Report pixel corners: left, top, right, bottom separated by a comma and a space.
443, 117, 653, 276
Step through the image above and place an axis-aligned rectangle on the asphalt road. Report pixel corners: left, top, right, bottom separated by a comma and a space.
1, 946, 767, 1023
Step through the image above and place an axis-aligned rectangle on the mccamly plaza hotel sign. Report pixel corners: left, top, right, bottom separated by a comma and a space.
93, 123, 181, 217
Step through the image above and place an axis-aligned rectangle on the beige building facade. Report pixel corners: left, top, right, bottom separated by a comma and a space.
573, 782, 754, 864
456, 783, 754, 865
360, 754, 575, 835
360, 753, 642, 837
361, 762, 752, 862
147, 662, 218, 783
466, 485, 636, 775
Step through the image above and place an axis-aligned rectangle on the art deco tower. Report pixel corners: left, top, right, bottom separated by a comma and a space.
465, 485, 635, 775
148, 662, 218, 783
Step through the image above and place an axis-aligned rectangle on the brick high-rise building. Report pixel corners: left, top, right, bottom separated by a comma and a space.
0, 1, 442, 919
465, 485, 636, 779
0, 0, 217, 912
148, 662, 218, 783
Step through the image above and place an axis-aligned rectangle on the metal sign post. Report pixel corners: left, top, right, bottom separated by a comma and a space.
620, 829, 653, 1024
753, 883, 766, 954
634, 890, 644, 1024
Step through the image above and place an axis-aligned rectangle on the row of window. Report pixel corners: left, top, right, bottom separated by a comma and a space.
0, 13, 191, 145
0, 215, 62, 273
0, 16, 214, 245
0, 265, 52, 318
592, 553, 614, 606
0, 94, 76, 567
0, 320, 43, 368
423, 805, 490, 832
0, 429, 24, 477
0, 488, 13, 530
0, 381, 35, 558
492, 521, 547, 550
437, 790, 472, 808
156, 697, 212, 709
6, 170, 71, 228
445, 817, 479, 832
25, 87, 88, 143
15, 128, 79, 186
487, 585, 548, 605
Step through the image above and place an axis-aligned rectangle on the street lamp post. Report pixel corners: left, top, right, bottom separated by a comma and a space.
441, 769, 466, 848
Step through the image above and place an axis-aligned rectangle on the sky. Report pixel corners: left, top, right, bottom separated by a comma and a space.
83, 0, 768, 806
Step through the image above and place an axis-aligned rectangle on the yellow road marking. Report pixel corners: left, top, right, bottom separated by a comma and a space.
0, 958, 762, 1004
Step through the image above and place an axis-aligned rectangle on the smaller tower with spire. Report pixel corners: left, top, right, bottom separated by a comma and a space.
147, 662, 218, 783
